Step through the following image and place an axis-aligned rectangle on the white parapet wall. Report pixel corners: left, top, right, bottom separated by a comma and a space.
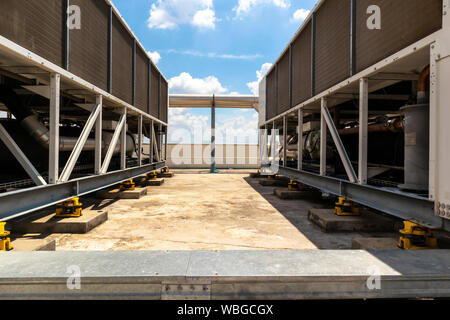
143, 144, 260, 169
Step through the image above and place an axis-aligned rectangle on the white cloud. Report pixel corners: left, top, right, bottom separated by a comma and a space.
168, 108, 258, 144
292, 8, 310, 21
192, 8, 217, 29
234, 0, 290, 16
168, 72, 228, 94
168, 49, 261, 60
148, 50, 161, 64
247, 62, 273, 95
148, 0, 217, 30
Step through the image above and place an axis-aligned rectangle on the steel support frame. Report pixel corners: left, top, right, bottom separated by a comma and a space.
359, 78, 369, 185
0, 162, 166, 221
49, 73, 60, 184
278, 166, 445, 230
101, 110, 127, 174
321, 99, 357, 183
59, 102, 102, 182
0, 124, 47, 186
298, 109, 303, 171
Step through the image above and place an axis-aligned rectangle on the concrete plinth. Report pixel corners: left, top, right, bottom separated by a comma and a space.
352, 237, 399, 250
158, 172, 174, 178
145, 178, 165, 186
10, 210, 108, 234
11, 238, 56, 251
274, 188, 319, 200
259, 179, 289, 187
308, 209, 395, 233
96, 187, 147, 199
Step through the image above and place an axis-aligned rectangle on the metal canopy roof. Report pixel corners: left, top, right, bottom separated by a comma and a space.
169, 94, 259, 111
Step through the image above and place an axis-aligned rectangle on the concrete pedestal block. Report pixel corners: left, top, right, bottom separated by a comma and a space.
308, 209, 396, 233
96, 188, 147, 199
259, 179, 289, 187
145, 179, 165, 186
11, 238, 56, 251
274, 188, 320, 200
10, 210, 108, 234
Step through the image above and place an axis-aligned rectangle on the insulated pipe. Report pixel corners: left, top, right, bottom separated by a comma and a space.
417, 65, 430, 104
0, 86, 134, 154
20, 115, 134, 154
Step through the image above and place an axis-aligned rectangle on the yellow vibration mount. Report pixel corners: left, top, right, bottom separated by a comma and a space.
335, 197, 360, 216
288, 179, 302, 191
148, 171, 158, 180
161, 166, 170, 174
55, 197, 83, 218
120, 179, 135, 191
398, 221, 439, 250
0, 222, 13, 251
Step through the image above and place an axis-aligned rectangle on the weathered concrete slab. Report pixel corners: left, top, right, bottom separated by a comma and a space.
352, 237, 399, 250
308, 209, 396, 232
96, 187, 147, 199
145, 178, 165, 186
11, 238, 56, 251
274, 188, 320, 200
10, 210, 108, 234
1, 250, 450, 299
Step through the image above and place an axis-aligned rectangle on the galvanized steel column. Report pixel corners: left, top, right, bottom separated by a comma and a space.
359, 78, 369, 184
49, 73, 60, 184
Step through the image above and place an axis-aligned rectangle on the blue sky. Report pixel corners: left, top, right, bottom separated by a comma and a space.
113, 0, 317, 143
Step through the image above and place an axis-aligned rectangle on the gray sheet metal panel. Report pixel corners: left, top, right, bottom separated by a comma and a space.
135, 47, 149, 113
265, 69, 277, 121
69, 0, 109, 91
0, 0, 64, 67
292, 21, 312, 107
150, 64, 160, 118
355, 0, 442, 73
111, 13, 133, 105
314, 0, 351, 94
160, 78, 168, 123
277, 50, 291, 114
2, 250, 450, 299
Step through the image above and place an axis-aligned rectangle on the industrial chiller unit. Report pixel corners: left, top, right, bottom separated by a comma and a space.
259, 0, 450, 235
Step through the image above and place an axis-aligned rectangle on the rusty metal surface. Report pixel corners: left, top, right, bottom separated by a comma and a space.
355, 0, 442, 73
292, 21, 312, 107
150, 64, 160, 119
160, 78, 168, 123
135, 47, 149, 113
277, 50, 290, 114
70, 0, 109, 91
266, 69, 277, 121
314, 0, 351, 94
0, 0, 64, 67
111, 13, 133, 105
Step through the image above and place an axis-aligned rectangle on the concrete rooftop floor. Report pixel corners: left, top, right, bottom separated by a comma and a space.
21, 171, 398, 251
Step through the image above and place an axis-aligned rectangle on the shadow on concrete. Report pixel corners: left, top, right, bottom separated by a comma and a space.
243, 175, 400, 250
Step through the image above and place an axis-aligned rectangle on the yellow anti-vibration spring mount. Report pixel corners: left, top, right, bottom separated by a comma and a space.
0, 222, 13, 251
398, 221, 439, 250
288, 179, 302, 191
148, 171, 158, 180
161, 166, 170, 174
120, 179, 135, 191
335, 197, 360, 216
55, 197, 83, 218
